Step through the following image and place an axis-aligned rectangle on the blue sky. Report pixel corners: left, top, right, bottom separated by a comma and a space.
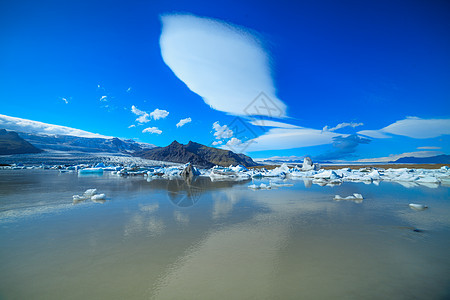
1, 0, 449, 161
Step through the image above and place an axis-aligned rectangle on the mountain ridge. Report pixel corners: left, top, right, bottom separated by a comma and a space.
389, 154, 450, 164
0, 129, 43, 155
134, 140, 259, 168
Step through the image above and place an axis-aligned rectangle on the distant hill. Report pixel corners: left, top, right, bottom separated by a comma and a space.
134, 140, 259, 168
390, 154, 450, 164
0, 129, 43, 155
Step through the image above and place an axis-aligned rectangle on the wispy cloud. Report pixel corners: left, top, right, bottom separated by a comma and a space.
160, 14, 287, 117
322, 122, 363, 132
358, 117, 450, 139
61, 97, 69, 104
0, 114, 111, 138
126, 87, 132, 93
212, 121, 233, 140
245, 128, 339, 152
212, 140, 222, 146
417, 146, 441, 150
150, 108, 169, 120
99, 95, 108, 102
176, 117, 192, 128
128, 124, 136, 128
249, 120, 301, 129
142, 127, 162, 134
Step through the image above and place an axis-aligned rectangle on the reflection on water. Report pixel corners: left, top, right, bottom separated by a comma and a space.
0, 170, 449, 300
147, 176, 248, 208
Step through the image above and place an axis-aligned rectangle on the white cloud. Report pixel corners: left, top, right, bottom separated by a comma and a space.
417, 146, 441, 150
212, 140, 222, 146
131, 105, 145, 115
131, 106, 169, 123
249, 120, 301, 129
357, 151, 443, 163
323, 122, 363, 132
131, 105, 150, 124
128, 124, 136, 128
0, 114, 111, 138
160, 14, 287, 117
358, 117, 450, 139
100, 95, 108, 102
126, 87, 132, 93
61, 97, 69, 104
176, 117, 192, 128
226, 137, 243, 147
212, 121, 233, 139
150, 108, 169, 120
357, 130, 391, 139
245, 128, 339, 152
142, 127, 162, 134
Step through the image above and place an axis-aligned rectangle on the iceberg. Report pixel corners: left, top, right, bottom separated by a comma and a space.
84, 189, 97, 196
334, 193, 363, 203
72, 189, 106, 204
409, 203, 428, 211
91, 194, 106, 201
79, 167, 104, 174
248, 183, 271, 190
314, 170, 340, 180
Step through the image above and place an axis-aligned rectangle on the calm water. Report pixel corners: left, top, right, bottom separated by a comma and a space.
0, 170, 449, 299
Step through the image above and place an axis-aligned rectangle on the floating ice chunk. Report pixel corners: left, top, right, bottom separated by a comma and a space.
229, 165, 248, 172
73, 195, 88, 201
334, 193, 363, 203
263, 169, 286, 177
409, 203, 428, 211
91, 193, 106, 201
79, 167, 104, 174
417, 176, 439, 184
367, 170, 381, 180
301, 157, 314, 171
314, 170, 340, 180
251, 171, 263, 178
181, 163, 200, 179
259, 183, 271, 189
248, 183, 272, 189
84, 189, 97, 196
395, 173, 420, 182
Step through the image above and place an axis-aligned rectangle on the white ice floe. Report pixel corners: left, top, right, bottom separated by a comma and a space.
73, 189, 106, 204
314, 170, 340, 180
84, 189, 97, 196
91, 194, 106, 201
334, 193, 364, 203
248, 183, 272, 190
301, 157, 320, 171
409, 203, 428, 211
79, 167, 104, 174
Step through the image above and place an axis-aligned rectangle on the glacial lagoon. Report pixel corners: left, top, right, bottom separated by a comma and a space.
1, 169, 449, 299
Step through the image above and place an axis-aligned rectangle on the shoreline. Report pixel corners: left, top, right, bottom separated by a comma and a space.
251, 163, 448, 170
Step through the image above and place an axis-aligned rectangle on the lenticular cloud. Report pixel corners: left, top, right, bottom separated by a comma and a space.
160, 14, 287, 117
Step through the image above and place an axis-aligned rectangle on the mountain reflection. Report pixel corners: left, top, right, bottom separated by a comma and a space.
145, 177, 248, 208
